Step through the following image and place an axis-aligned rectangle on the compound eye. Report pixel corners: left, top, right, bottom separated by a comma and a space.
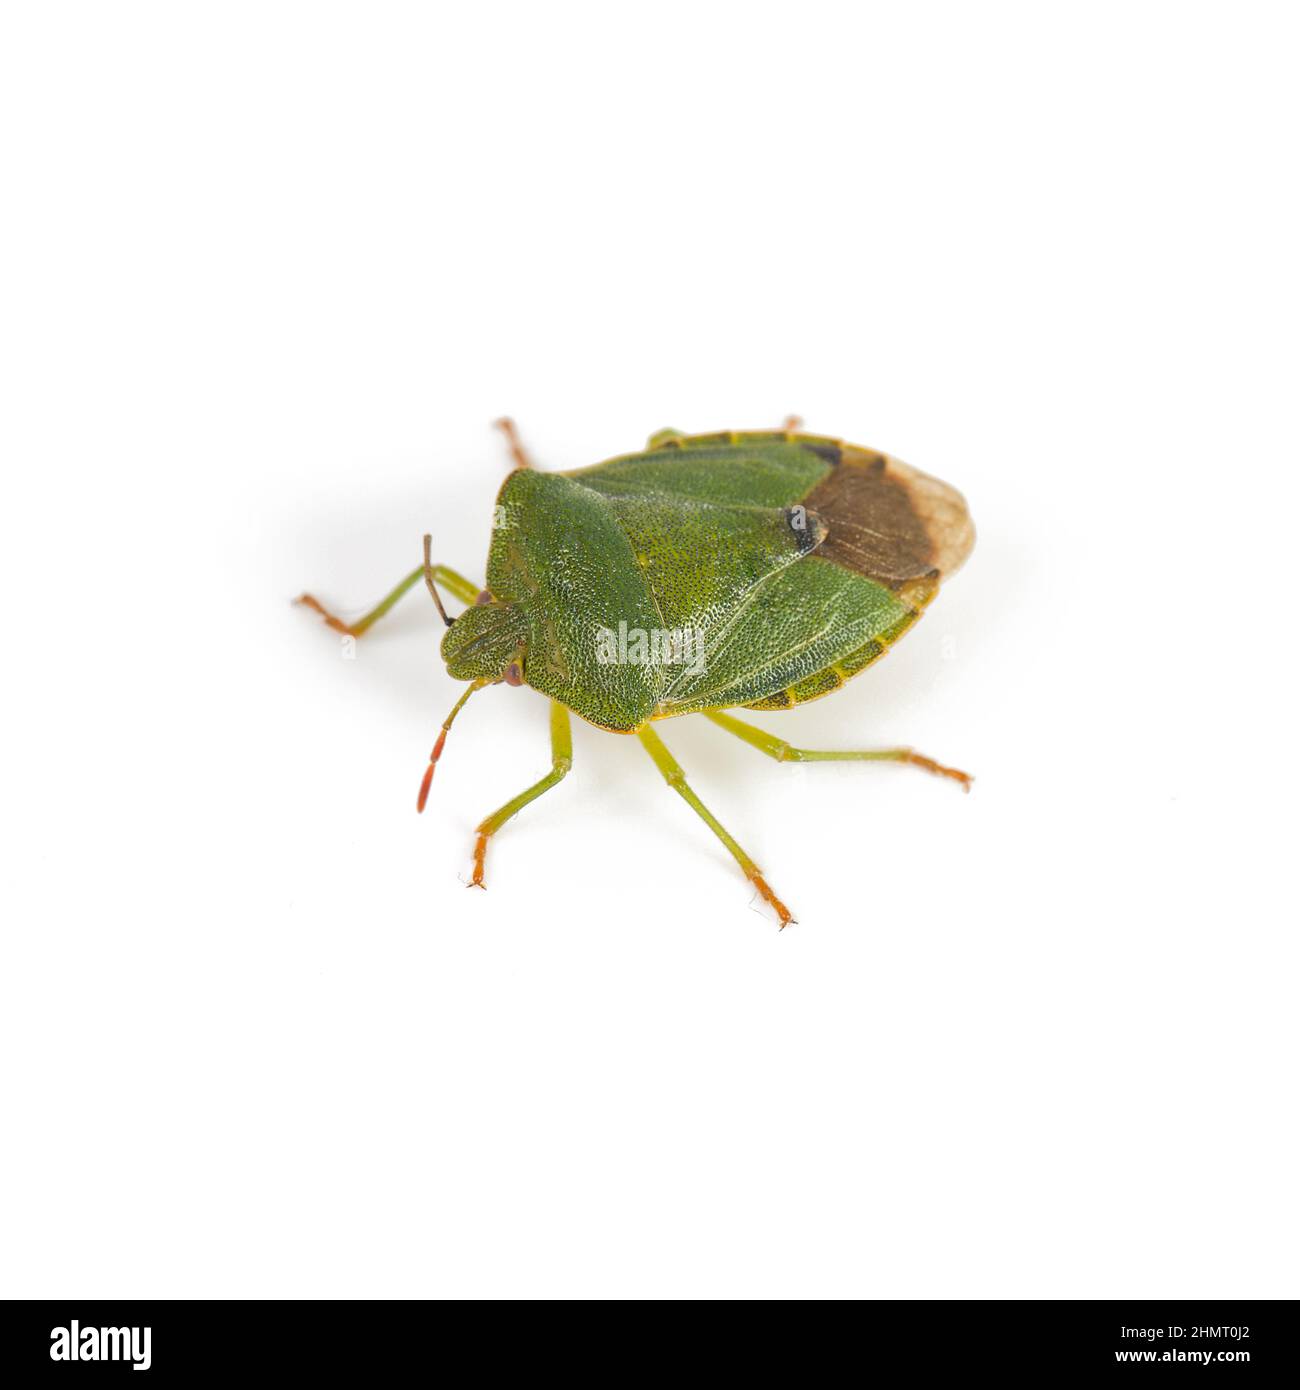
504, 660, 524, 687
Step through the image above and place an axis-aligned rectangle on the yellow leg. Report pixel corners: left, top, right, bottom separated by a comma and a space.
703, 709, 972, 791
636, 724, 795, 928
296, 563, 481, 637
471, 700, 573, 887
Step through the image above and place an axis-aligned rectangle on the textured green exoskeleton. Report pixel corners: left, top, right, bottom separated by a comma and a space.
297, 421, 974, 927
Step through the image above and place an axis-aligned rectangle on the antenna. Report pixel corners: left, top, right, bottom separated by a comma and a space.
416, 677, 490, 813
423, 534, 454, 627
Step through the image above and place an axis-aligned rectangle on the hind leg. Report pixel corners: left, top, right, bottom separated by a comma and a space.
703, 709, 971, 790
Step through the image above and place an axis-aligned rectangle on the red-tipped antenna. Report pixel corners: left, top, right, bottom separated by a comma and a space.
416, 678, 489, 812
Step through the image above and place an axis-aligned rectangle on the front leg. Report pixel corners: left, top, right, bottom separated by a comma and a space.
296, 562, 481, 637
471, 700, 573, 887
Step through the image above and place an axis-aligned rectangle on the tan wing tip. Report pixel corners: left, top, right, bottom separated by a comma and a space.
881, 453, 975, 581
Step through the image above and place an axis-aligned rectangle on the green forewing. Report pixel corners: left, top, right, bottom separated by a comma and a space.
484, 431, 973, 731
580, 492, 826, 633
571, 441, 828, 508
656, 558, 915, 713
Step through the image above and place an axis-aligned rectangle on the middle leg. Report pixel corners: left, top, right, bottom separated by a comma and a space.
636, 723, 794, 927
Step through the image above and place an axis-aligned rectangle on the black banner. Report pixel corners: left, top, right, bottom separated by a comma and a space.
2, 1300, 1292, 1378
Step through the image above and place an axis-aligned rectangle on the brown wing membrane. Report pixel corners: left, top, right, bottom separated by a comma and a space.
801, 444, 974, 588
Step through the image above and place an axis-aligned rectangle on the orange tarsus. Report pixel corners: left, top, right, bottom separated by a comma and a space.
294, 593, 354, 636
749, 871, 795, 928
781, 414, 804, 433
904, 751, 973, 792
470, 834, 489, 888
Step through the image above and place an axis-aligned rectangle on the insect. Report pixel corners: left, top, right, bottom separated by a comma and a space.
297, 417, 974, 926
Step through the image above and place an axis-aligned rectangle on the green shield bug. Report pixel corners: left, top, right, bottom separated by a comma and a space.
297, 417, 974, 927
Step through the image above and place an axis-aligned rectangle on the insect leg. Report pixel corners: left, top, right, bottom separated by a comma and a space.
781, 414, 804, 433
470, 699, 573, 887
494, 416, 535, 470
636, 724, 795, 928
703, 709, 972, 791
295, 563, 481, 637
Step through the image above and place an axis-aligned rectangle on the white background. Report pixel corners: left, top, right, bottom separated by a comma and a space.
3, 2, 1297, 1299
